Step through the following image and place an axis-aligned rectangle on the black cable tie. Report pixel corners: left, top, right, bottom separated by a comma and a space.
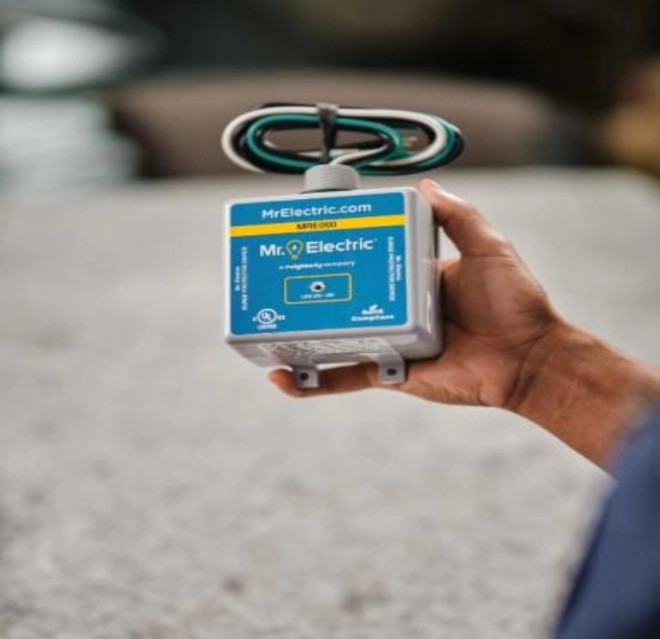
317, 103, 339, 165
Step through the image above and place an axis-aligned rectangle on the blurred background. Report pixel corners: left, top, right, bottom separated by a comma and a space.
1, 0, 660, 194
2, 3, 660, 638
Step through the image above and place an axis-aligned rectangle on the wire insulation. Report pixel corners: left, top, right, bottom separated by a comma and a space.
222, 104, 464, 176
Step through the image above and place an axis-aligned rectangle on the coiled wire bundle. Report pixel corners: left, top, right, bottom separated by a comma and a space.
222, 103, 464, 176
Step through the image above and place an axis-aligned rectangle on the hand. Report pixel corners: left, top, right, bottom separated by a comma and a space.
269, 180, 660, 466
269, 179, 563, 408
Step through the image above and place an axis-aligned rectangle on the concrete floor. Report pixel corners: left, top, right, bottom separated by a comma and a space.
0, 169, 659, 638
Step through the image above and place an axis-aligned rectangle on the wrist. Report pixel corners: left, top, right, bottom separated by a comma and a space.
506, 320, 660, 466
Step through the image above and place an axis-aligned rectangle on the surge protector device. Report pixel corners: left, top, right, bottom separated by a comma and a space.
224, 165, 442, 389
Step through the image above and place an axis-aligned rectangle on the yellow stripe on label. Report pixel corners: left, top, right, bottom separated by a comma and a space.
230, 214, 405, 237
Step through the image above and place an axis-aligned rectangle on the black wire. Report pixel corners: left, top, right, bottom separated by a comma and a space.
317, 103, 339, 165
258, 122, 394, 160
361, 123, 465, 176
239, 118, 397, 174
229, 102, 464, 175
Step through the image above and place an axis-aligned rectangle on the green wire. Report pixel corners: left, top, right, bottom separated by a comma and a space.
245, 114, 404, 171
243, 112, 461, 174
359, 120, 458, 175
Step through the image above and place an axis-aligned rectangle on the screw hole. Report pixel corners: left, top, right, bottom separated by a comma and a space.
386, 367, 398, 377
299, 372, 310, 381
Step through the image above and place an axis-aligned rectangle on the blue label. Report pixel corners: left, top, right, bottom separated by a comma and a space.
228, 192, 408, 335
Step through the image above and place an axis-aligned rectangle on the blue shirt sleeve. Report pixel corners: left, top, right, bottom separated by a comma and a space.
554, 409, 660, 639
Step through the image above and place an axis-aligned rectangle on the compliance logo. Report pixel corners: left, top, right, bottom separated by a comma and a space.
254, 308, 286, 329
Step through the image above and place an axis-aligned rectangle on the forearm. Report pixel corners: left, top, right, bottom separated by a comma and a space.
507, 322, 660, 467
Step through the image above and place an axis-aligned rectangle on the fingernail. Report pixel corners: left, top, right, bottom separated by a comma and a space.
419, 178, 444, 192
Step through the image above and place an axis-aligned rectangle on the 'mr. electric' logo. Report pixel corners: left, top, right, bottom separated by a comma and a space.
259, 238, 375, 259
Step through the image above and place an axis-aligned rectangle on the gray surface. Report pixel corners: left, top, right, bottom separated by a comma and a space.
0, 169, 659, 638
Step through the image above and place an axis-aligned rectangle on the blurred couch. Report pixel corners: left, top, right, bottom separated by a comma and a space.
107, 71, 570, 178
129, 0, 657, 109
277, 0, 655, 109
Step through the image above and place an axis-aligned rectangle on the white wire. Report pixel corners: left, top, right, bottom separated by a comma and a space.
221, 105, 449, 173
263, 135, 391, 162
264, 143, 385, 163
222, 105, 447, 170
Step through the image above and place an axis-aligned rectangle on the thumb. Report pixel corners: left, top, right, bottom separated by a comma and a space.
418, 179, 512, 258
